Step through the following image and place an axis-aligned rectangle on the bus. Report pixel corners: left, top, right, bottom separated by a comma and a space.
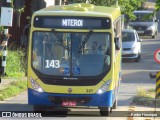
28, 3, 122, 116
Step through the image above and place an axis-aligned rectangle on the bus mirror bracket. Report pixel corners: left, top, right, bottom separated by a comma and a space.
114, 37, 120, 50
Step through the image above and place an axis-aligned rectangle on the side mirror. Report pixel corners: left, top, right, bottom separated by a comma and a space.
114, 37, 121, 50
155, 19, 159, 22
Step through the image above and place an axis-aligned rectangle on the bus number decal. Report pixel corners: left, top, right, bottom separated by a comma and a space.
45, 60, 60, 68
86, 89, 93, 93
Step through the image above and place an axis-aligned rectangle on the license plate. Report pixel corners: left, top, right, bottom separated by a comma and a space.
62, 101, 77, 106
137, 31, 144, 34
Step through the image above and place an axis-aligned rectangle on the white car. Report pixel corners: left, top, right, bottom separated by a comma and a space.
129, 10, 159, 38
122, 29, 142, 62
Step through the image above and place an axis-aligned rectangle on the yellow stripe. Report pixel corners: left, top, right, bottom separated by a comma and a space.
156, 88, 160, 95
156, 80, 160, 87
156, 72, 160, 78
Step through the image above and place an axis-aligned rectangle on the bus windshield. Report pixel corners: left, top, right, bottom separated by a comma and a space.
32, 31, 111, 77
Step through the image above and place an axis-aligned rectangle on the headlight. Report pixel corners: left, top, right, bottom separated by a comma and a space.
147, 25, 155, 30
96, 80, 111, 94
131, 45, 136, 51
30, 77, 44, 93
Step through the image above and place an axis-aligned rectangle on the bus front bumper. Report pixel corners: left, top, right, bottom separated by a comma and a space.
28, 88, 114, 107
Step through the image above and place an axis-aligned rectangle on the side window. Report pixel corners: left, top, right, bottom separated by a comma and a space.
114, 17, 121, 38
114, 17, 122, 51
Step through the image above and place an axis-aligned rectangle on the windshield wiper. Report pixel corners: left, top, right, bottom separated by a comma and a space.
51, 29, 68, 50
78, 30, 93, 53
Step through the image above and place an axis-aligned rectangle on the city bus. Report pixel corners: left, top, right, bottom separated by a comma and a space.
27, 3, 122, 116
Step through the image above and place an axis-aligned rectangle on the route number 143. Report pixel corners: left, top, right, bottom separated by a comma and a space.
45, 60, 60, 68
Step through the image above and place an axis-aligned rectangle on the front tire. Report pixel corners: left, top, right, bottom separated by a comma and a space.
135, 53, 140, 62
99, 107, 111, 116
112, 98, 118, 109
152, 32, 156, 39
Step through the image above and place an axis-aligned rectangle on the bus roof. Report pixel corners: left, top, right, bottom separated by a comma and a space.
33, 3, 121, 21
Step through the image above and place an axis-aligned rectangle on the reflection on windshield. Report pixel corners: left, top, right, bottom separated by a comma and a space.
122, 32, 135, 42
32, 32, 111, 77
132, 13, 153, 22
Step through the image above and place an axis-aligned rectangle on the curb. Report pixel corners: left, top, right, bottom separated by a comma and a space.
133, 97, 160, 107
127, 106, 136, 120
0, 78, 27, 90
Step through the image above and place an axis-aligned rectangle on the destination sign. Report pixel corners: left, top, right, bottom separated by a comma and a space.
62, 19, 83, 27
34, 16, 111, 29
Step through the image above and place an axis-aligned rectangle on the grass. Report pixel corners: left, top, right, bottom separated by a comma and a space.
136, 88, 155, 98
0, 80, 27, 100
132, 88, 158, 107
0, 48, 27, 100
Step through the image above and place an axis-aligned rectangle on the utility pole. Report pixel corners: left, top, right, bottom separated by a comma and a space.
115, 0, 118, 5
86, 0, 91, 3
59, 0, 62, 5
0, 0, 13, 82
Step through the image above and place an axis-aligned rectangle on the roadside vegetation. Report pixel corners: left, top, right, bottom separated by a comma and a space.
133, 88, 160, 107
156, 0, 160, 12
136, 88, 155, 98
0, 47, 27, 100
70, 0, 147, 20
5, 48, 27, 78
0, 80, 27, 100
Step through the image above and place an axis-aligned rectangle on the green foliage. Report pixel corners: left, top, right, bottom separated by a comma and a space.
69, 0, 146, 20
5, 49, 27, 78
119, 0, 146, 20
137, 88, 148, 97
156, 0, 160, 12
0, 80, 27, 100
147, 88, 155, 92
0, 26, 4, 33
136, 88, 155, 98
90, 0, 115, 6
10, 0, 25, 13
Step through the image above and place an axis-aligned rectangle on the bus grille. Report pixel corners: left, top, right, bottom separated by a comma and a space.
123, 48, 131, 50
132, 26, 147, 30
122, 54, 137, 57
40, 78, 101, 86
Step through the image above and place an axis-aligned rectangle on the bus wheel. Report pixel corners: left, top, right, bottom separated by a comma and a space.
33, 105, 46, 112
112, 98, 118, 109
99, 107, 111, 116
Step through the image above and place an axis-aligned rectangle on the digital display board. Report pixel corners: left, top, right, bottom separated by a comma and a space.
33, 16, 111, 29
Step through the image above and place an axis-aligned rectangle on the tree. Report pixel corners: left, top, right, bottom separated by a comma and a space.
68, 0, 145, 20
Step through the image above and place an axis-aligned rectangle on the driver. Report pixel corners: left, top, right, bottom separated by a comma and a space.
91, 41, 102, 54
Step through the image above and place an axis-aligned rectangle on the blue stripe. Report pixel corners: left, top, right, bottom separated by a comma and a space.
28, 88, 115, 107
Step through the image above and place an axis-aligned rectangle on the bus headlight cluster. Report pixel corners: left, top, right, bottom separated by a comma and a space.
30, 77, 44, 93
96, 80, 111, 94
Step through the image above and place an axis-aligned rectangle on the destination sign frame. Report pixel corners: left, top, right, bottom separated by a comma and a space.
33, 16, 111, 29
